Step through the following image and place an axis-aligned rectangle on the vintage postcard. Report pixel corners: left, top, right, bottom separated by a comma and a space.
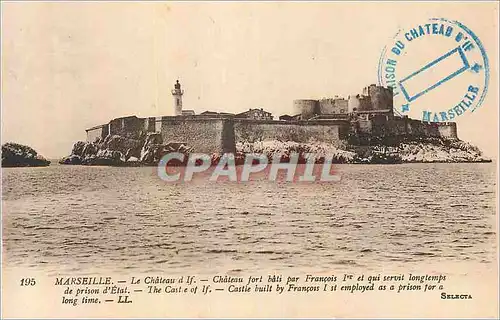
1, 1, 498, 318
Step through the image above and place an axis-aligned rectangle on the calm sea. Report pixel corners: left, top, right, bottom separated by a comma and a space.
2, 163, 497, 276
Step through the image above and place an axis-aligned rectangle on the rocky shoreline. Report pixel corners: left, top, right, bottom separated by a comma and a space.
237, 138, 490, 164
1, 143, 51, 167
59, 132, 192, 166
57, 132, 491, 167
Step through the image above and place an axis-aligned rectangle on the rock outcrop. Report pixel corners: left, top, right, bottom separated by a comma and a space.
60, 132, 192, 166
236, 141, 358, 163
1, 143, 51, 167
397, 138, 489, 163
236, 137, 490, 164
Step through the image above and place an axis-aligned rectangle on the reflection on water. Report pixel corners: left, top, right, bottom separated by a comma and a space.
2, 163, 497, 275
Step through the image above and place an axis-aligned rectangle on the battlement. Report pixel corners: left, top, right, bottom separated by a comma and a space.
293, 85, 394, 120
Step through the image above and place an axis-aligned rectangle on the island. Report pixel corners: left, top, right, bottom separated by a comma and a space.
2, 143, 51, 167
60, 82, 490, 166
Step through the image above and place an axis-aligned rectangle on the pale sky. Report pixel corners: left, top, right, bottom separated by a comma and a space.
1, 2, 498, 158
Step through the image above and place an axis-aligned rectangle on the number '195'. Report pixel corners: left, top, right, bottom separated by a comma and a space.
20, 278, 36, 286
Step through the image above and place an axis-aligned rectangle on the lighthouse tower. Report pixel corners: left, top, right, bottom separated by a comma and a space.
171, 80, 184, 116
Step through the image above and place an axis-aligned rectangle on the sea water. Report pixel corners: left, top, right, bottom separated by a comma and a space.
2, 163, 497, 276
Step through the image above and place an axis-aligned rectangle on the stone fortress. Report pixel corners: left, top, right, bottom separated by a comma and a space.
85, 81, 458, 155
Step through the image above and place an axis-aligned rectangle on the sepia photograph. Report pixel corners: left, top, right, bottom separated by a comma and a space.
1, 1, 498, 318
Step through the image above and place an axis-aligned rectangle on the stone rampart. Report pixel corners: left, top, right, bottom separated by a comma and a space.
86, 114, 458, 153
368, 117, 458, 139
108, 116, 144, 139
85, 125, 109, 143
233, 119, 349, 147
157, 117, 235, 154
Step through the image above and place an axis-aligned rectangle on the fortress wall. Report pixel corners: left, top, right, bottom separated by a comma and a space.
380, 117, 412, 136
368, 86, 393, 111
155, 117, 162, 132
359, 96, 373, 111
392, 118, 409, 135
108, 116, 144, 138
370, 117, 458, 139
358, 119, 373, 134
408, 119, 440, 137
319, 99, 335, 114
233, 119, 349, 146
159, 117, 229, 153
85, 110, 458, 157
293, 99, 319, 119
374, 118, 436, 137
437, 123, 458, 139
121, 117, 144, 138
347, 96, 360, 113
335, 99, 349, 114
103, 124, 109, 138
86, 126, 104, 142
348, 95, 373, 112
319, 98, 348, 114
221, 120, 236, 153
144, 117, 156, 132
109, 119, 121, 136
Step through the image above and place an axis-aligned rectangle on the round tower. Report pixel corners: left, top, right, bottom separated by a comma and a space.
171, 80, 184, 116
365, 85, 393, 111
293, 99, 318, 120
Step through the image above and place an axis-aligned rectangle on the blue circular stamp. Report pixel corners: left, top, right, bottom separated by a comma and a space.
378, 18, 489, 122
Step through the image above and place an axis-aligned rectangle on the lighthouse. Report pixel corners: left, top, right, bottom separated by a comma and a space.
171, 80, 184, 116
